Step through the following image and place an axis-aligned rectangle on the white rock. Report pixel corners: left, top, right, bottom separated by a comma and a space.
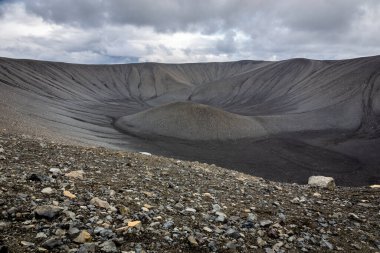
0, 222, 10, 229
203, 226, 213, 232
308, 176, 335, 190
139, 152, 152, 156
36, 232, 47, 239
257, 237, 267, 247
348, 213, 362, 222
90, 197, 111, 209
291, 197, 300, 204
212, 204, 222, 212
41, 187, 54, 194
185, 207, 196, 213
49, 168, 62, 174
20, 241, 35, 247
188, 235, 198, 246
215, 211, 226, 217
215, 212, 226, 222
203, 193, 213, 199
273, 241, 284, 251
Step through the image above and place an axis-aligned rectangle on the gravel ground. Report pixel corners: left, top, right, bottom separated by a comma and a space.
0, 133, 379, 252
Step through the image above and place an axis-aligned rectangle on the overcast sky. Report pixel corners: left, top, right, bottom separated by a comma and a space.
0, 0, 380, 64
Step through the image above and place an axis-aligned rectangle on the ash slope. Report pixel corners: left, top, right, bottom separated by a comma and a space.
0, 56, 380, 186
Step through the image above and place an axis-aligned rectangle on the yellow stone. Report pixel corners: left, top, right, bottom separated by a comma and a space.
143, 191, 154, 197
73, 230, 92, 243
63, 190, 76, 199
64, 170, 84, 180
203, 193, 213, 199
143, 204, 154, 209
370, 184, 380, 188
117, 205, 129, 215
127, 220, 142, 228
102, 223, 111, 229
116, 220, 142, 232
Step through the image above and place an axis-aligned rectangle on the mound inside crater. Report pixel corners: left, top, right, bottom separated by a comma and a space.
114, 102, 267, 141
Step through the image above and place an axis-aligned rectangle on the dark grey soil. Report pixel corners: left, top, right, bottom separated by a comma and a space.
0, 133, 379, 252
111, 131, 374, 187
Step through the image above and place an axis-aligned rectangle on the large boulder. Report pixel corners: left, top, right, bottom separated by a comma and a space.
308, 176, 336, 190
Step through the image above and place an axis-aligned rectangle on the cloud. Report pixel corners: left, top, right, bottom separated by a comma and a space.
0, 0, 379, 63
22, 0, 235, 32
216, 30, 237, 54
275, 0, 361, 33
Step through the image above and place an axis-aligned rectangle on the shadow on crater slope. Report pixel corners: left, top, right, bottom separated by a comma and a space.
0, 56, 380, 186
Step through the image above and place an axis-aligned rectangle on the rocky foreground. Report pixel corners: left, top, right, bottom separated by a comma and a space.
0, 133, 379, 253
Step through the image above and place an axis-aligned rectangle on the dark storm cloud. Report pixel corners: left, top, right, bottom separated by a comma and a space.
275, 0, 362, 32
23, 0, 106, 27
0, 0, 8, 16
21, 0, 241, 34
21, 0, 365, 34
1, 0, 380, 63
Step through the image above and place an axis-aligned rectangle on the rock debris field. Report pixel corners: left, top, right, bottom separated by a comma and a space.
0, 133, 379, 252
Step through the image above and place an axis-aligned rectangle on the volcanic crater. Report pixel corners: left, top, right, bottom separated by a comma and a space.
1, 56, 380, 186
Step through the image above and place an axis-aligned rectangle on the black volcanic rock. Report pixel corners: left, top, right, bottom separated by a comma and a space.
34, 205, 62, 219
0, 133, 379, 252
0, 243, 8, 253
